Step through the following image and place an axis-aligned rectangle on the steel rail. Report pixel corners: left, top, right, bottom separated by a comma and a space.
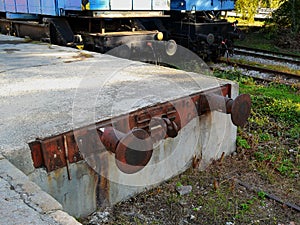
234, 49, 300, 67
221, 60, 300, 82
234, 45, 300, 61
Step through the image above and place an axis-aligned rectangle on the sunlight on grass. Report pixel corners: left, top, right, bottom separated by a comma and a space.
226, 17, 265, 27
214, 70, 300, 179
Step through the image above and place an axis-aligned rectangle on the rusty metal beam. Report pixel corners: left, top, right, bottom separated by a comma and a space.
29, 84, 251, 174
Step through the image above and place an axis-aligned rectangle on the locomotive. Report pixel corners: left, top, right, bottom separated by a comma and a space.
166, 0, 244, 61
0, 0, 243, 61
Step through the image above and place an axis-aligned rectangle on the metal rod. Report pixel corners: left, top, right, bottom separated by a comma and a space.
235, 179, 300, 212
63, 135, 72, 180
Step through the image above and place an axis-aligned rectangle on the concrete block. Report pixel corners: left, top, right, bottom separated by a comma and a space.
2, 147, 36, 175
49, 210, 82, 225
0, 34, 245, 218
20, 180, 42, 195
29, 190, 63, 212
30, 162, 97, 217
0, 158, 29, 184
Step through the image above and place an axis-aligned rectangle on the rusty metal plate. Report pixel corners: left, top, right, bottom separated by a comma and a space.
40, 136, 67, 172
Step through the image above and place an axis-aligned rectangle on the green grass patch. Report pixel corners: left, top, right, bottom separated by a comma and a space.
235, 31, 278, 52
240, 83, 300, 125
214, 70, 300, 179
234, 30, 300, 56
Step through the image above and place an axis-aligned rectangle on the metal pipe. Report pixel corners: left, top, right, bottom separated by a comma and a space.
98, 127, 153, 174
201, 94, 251, 127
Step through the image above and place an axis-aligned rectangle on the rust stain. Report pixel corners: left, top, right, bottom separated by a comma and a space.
96, 152, 110, 207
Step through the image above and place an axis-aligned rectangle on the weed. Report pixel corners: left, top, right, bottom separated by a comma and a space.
234, 197, 257, 220
166, 193, 181, 205
288, 125, 300, 139
276, 159, 295, 177
257, 191, 267, 200
176, 181, 182, 187
133, 217, 144, 225
214, 70, 300, 180
236, 136, 251, 149
259, 133, 271, 142
234, 31, 300, 56
228, 58, 300, 76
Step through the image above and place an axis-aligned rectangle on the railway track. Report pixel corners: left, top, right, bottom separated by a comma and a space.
214, 58, 300, 86
216, 45, 300, 86
234, 45, 300, 65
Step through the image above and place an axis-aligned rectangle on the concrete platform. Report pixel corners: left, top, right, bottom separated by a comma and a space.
0, 34, 240, 218
0, 153, 81, 225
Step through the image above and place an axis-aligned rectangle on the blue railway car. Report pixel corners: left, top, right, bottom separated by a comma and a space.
0, 0, 170, 16
0, 0, 244, 61
0, 0, 170, 54
171, 0, 235, 11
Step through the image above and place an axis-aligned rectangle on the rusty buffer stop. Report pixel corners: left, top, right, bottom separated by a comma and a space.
27, 66, 251, 217
30, 84, 251, 175
23, 57, 252, 217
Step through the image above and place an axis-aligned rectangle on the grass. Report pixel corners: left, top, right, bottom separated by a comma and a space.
235, 32, 277, 51
215, 70, 300, 179
234, 29, 300, 57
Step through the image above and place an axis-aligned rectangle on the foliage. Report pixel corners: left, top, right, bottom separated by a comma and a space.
236, 136, 251, 149
259, 0, 282, 8
235, 0, 259, 23
235, 0, 283, 23
273, 0, 300, 33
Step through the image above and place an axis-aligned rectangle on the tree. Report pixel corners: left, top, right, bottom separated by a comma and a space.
270, 0, 282, 8
235, 0, 259, 23
259, 0, 282, 8
235, 0, 283, 23
273, 0, 300, 33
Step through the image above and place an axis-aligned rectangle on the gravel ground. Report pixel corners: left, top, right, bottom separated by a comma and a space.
230, 54, 300, 72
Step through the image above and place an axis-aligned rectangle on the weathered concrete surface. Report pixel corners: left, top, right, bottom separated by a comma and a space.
0, 34, 239, 217
0, 154, 81, 225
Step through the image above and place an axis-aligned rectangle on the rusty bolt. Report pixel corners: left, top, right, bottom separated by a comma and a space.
163, 118, 179, 138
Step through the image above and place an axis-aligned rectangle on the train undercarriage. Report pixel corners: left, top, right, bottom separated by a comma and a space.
141, 10, 244, 61
0, 9, 244, 61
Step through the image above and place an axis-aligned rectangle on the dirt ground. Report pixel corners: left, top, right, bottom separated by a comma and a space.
82, 136, 299, 225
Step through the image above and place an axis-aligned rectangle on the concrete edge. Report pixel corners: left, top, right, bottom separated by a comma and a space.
0, 153, 82, 225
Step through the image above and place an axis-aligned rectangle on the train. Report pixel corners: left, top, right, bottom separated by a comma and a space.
0, 0, 244, 61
